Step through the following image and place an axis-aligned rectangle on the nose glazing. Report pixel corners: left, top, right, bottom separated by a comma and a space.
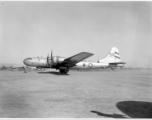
23, 58, 28, 65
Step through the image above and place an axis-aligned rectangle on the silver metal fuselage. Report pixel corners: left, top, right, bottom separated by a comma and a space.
23, 57, 112, 69
23, 47, 125, 70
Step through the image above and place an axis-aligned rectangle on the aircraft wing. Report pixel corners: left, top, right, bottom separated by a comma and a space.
109, 62, 126, 65
60, 52, 94, 67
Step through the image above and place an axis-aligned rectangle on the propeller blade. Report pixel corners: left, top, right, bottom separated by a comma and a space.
51, 50, 53, 60
47, 54, 49, 66
51, 50, 54, 65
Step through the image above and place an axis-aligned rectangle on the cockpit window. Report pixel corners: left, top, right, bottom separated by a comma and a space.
27, 58, 32, 60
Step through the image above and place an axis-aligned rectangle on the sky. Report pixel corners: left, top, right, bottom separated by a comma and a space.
0, 1, 152, 68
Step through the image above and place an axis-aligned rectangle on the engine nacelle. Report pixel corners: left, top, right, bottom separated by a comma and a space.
52, 56, 58, 65
52, 56, 64, 65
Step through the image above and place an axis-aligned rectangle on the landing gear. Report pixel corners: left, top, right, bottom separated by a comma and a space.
59, 68, 69, 74
24, 67, 28, 73
111, 67, 116, 70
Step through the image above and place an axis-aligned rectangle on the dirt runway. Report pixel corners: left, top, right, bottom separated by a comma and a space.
0, 69, 152, 118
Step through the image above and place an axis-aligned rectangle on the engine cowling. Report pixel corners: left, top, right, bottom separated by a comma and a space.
47, 51, 65, 68
52, 56, 64, 66
52, 56, 58, 65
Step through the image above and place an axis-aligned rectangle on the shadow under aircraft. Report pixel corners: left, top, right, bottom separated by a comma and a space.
116, 101, 152, 118
91, 111, 127, 118
38, 71, 69, 76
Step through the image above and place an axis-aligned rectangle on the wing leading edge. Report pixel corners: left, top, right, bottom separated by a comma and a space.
60, 52, 94, 67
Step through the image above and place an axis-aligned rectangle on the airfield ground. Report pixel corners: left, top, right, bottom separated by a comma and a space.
0, 69, 152, 118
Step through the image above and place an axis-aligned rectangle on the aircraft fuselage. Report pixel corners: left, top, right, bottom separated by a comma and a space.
23, 57, 120, 70
23, 47, 125, 74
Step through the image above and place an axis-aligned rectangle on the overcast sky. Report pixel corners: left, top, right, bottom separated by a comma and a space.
0, 1, 152, 68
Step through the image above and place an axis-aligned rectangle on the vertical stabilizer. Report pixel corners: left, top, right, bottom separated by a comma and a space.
98, 47, 121, 63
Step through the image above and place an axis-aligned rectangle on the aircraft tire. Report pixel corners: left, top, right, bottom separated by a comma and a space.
59, 68, 69, 74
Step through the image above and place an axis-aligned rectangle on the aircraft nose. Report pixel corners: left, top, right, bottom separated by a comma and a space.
23, 58, 28, 65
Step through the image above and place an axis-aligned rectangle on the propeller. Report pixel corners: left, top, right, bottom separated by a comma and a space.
47, 54, 50, 67
46, 50, 59, 68
51, 50, 53, 60
51, 50, 54, 65
46, 50, 54, 67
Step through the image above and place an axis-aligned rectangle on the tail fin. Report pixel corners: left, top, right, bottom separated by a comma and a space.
98, 47, 121, 63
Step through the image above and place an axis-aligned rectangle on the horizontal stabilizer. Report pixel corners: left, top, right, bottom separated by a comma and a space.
109, 62, 126, 65
60, 52, 94, 67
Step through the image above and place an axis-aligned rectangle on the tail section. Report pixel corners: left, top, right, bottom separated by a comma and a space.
97, 47, 121, 63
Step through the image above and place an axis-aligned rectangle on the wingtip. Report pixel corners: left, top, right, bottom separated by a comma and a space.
82, 52, 94, 55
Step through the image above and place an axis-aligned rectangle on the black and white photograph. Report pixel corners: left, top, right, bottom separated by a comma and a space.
0, 1, 152, 118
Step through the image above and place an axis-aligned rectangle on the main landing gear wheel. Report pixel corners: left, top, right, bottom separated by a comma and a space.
59, 68, 69, 74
